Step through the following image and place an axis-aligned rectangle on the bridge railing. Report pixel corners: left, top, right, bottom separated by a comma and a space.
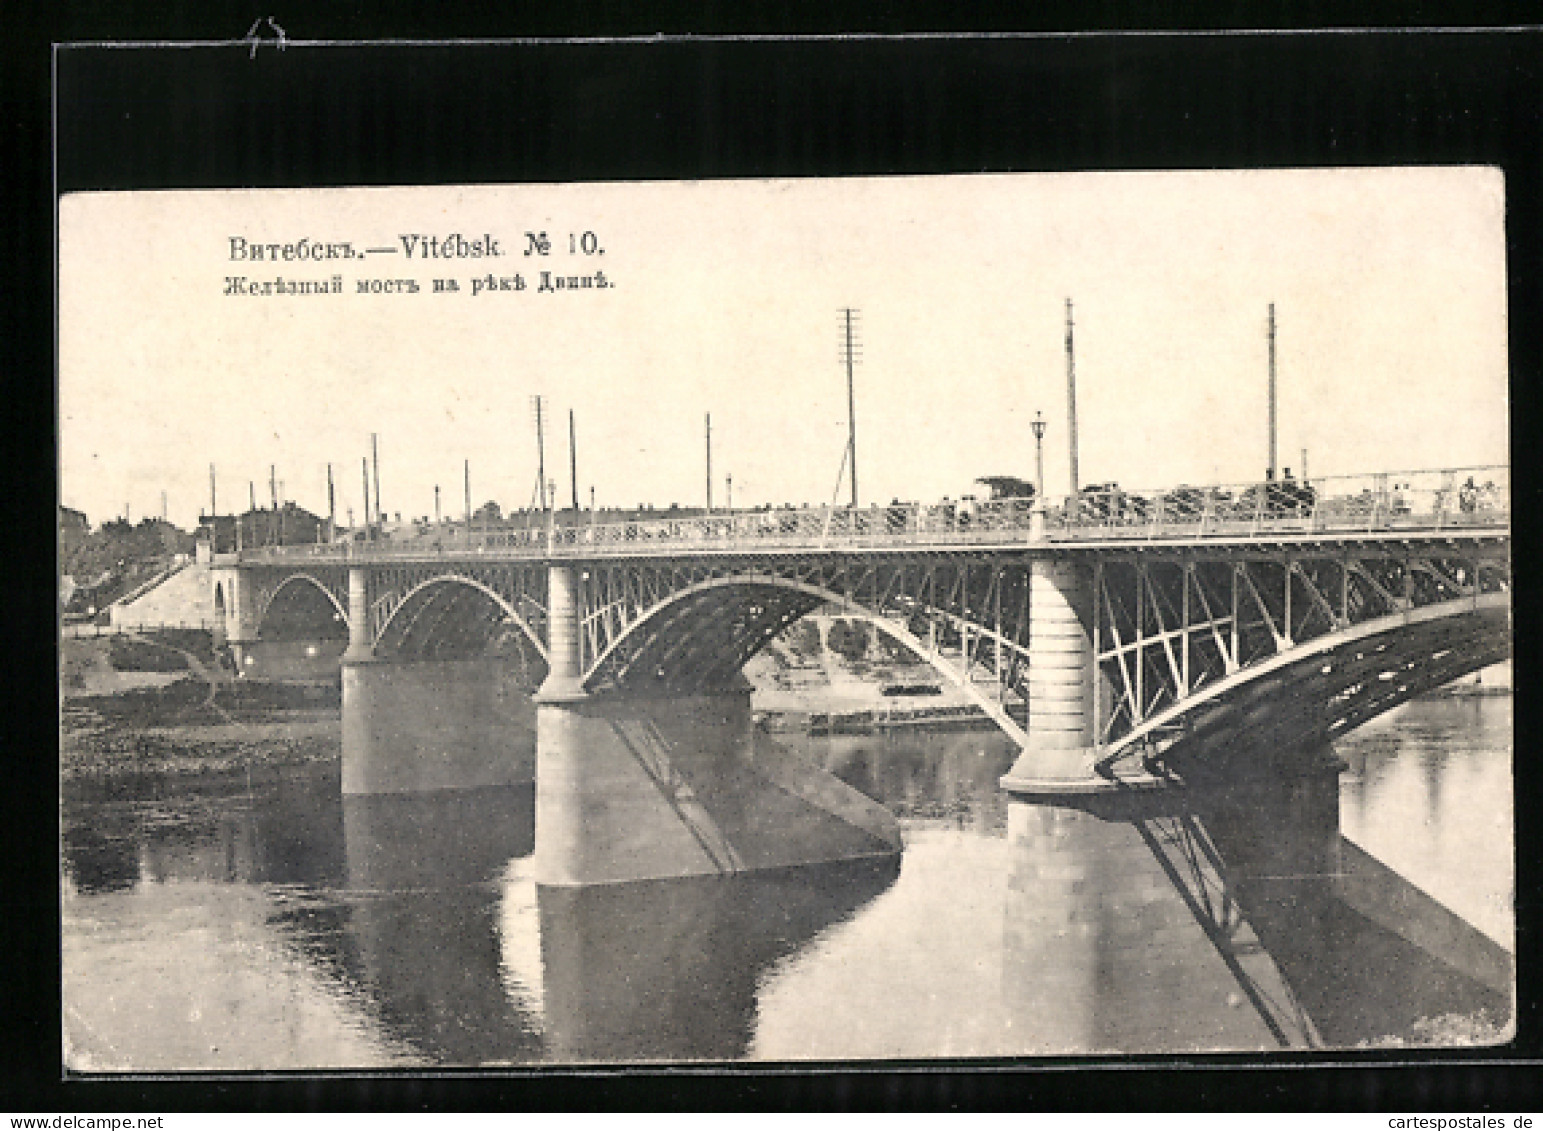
227, 465, 1507, 562
1040, 465, 1509, 541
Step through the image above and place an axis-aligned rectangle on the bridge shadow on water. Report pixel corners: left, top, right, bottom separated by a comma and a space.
1185, 818, 1511, 1046
1129, 758, 1513, 1050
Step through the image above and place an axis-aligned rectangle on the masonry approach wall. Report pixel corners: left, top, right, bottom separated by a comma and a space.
109, 561, 217, 630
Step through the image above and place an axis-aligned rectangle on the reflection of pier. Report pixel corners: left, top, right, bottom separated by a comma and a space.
337, 786, 544, 1064
332, 689, 902, 1060
60, 688, 1511, 1059
535, 857, 900, 1062
323, 777, 899, 1063
330, 660, 1505, 1053
62, 757, 901, 1064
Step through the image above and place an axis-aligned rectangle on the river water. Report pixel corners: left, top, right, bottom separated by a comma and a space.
60, 690, 1512, 1069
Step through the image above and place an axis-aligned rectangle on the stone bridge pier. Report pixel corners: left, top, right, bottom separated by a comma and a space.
340, 656, 539, 795
341, 566, 373, 664
209, 565, 259, 669
333, 564, 901, 886
997, 559, 1360, 1050
340, 565, 540, 795
1011, 557, 1100, 781
531, 564, 902, 887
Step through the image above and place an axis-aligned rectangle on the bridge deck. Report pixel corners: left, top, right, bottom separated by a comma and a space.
220, 466, 1507, 567
223, 515, 1507, 567
220, 526, 1509, 568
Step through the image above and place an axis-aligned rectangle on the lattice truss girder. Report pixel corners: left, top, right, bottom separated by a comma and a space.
245, 539, 1509, 766
250, 566, 350, 634
577, 554, 1036, 712
361, 563, 550, 662
1092, 543, 1511, 771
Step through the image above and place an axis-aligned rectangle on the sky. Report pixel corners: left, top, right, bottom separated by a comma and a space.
59, 168, 1508, 530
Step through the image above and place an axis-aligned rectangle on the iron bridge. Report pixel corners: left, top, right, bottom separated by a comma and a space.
216, 465, 1510, 773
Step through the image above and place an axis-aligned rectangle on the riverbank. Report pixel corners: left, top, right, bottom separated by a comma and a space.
757, 703, 994, 736
744, 644, 1007, 736
63, 681, 340, 780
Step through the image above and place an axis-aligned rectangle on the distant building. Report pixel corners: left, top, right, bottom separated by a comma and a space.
58, 505, 89, 560
198, 503, 329, 553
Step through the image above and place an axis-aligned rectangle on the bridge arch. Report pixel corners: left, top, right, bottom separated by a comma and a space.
1099, 592, 1510, 774
254, 572, 349, 640
582, 574, 1028, 742
374, 573, 549, 664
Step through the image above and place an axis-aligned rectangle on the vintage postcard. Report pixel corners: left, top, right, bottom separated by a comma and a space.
59, 169, 1511, 1069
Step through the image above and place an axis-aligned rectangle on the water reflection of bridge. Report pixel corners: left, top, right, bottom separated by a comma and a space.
61, 706, 1512, 1061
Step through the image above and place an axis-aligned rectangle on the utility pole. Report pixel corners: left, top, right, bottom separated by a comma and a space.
435, 485, 441, 525
726, 473, 733, 512
371, 433, 382, 528
464, 459, 472, 533
569, 410, 579, 511
209, 464, 217, 517
1268, 303, 1278, 479
1065, 298, 1080, 498
839, 308, 861, 508
705, 413, 713, 513
326, 463, 335, 541
361, 457, 371, 539
532, 396, 548, 511
270, 465, 278, 511
249, 481, 256, 513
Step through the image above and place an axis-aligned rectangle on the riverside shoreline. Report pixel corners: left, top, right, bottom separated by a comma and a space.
61, 635, 341, 781
62, 679, 341, 781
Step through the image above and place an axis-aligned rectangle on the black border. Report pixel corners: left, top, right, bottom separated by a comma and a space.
10, 6, 1542, 1113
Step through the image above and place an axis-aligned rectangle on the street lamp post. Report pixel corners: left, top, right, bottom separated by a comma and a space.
1031, 410, 1047, 502
546, 478, 557, 551
1030, 409, 1048, 541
